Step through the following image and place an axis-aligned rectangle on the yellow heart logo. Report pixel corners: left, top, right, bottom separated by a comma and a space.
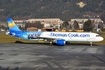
8, 22, 15, 28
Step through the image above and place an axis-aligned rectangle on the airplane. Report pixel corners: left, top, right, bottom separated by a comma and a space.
6, 18, 104, 46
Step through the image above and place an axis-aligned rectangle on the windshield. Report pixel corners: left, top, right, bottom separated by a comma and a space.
96, 35, 100, 37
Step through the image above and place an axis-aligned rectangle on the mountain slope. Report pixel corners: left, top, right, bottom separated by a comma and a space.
0, 0, 105, 21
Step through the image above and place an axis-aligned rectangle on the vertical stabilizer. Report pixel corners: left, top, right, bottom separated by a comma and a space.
7, 18, 21, 31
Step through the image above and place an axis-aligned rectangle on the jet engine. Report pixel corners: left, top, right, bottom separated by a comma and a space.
55, 39, 66, 46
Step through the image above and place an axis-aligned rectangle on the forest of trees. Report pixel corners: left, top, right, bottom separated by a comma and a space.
0, 0, 105, 22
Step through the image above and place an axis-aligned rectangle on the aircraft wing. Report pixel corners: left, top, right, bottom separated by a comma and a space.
38, 32, 66, 41
39, 36, 62, 39
38, 36, 65, 42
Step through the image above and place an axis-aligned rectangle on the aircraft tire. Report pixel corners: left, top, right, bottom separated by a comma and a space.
49, 41, 53, 46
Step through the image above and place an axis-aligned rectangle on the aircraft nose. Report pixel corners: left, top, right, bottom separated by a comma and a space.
99, 37, 104, 41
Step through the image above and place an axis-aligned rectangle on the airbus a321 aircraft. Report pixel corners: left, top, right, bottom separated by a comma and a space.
6, 18, 104, 46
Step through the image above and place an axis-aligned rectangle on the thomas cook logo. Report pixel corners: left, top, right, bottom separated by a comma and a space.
8, 22, 15, 28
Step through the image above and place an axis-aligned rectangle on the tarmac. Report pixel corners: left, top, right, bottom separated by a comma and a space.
0, 43, 105, 70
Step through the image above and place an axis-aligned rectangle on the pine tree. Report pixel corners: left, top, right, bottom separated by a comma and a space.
83, 20, 93, 32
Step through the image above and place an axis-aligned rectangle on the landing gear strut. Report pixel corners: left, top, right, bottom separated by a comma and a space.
90, 42, 92, 46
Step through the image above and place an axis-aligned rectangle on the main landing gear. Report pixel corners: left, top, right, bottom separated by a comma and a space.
44, 39, 53, 46
49, 41, 53, 46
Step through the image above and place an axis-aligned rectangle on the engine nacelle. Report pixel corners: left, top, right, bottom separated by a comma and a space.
55, 39, 66, 46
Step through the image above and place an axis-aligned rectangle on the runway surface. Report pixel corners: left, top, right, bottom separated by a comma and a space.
0, 43, 105, 70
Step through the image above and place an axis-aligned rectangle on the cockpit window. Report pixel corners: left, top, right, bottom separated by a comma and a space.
96, 35, 100, 37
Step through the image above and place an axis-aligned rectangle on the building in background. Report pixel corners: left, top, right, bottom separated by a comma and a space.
25, 18, 63, 29
69, 18, 104, 31
14, 20, 26, 28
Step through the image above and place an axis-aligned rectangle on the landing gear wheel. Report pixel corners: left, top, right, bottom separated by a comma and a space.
49, 41, 53, 46
44, 39, 47, 41
66, 41, 69, 44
